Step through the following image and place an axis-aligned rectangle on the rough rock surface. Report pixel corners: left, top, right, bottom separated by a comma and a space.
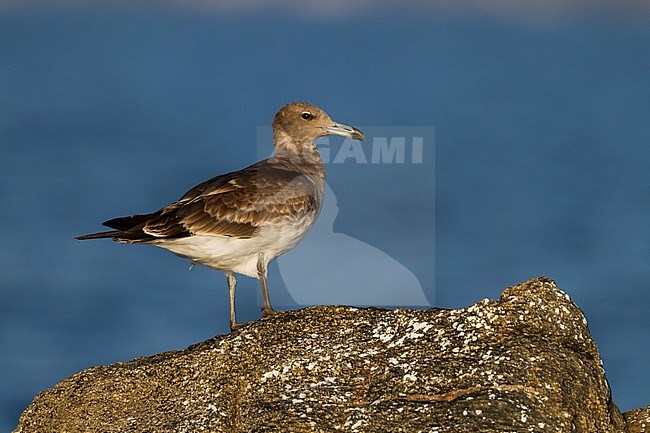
14, 277, 642, 432
625, 406, 650, 433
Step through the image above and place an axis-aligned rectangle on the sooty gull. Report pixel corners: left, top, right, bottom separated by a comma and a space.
77, 102, 365, 331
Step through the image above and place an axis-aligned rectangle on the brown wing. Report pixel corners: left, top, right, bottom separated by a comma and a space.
139, 163, 321, 240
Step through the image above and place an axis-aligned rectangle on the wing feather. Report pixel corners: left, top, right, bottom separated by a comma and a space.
141, 163, 321, 240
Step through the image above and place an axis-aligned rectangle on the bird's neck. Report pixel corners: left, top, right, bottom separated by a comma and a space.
273, 135, 325, 176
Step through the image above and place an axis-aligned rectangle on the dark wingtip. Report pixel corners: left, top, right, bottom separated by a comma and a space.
76, 230, 121, 240
103, 214, 153, 230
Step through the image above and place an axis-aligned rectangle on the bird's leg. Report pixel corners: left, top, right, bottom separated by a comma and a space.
227, 272, 244, 331
257, 252, 274, 316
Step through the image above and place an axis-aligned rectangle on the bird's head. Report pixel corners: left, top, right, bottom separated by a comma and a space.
272, 102, 365, 158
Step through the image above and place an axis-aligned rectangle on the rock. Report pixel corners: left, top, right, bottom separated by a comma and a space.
14, 277, 635, 432
625, 406, 650, 433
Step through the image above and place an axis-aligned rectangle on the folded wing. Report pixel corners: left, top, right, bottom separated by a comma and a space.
77, 161, 320, 243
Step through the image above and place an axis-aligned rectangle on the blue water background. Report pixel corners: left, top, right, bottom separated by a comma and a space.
1, 3, 649, 430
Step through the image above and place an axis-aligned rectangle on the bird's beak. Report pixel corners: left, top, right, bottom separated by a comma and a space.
324, 122, 366, 141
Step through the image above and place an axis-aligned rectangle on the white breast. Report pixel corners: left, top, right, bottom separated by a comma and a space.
149, 212, 319, 279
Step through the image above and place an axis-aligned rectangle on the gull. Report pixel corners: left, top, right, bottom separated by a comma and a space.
77, 102, 365, 331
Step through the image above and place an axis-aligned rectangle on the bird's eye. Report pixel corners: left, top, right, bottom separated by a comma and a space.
301, 112, 312, 120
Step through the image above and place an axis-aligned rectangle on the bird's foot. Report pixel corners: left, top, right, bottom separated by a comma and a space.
261, 306, 275, 316
230, 321, 246, 332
